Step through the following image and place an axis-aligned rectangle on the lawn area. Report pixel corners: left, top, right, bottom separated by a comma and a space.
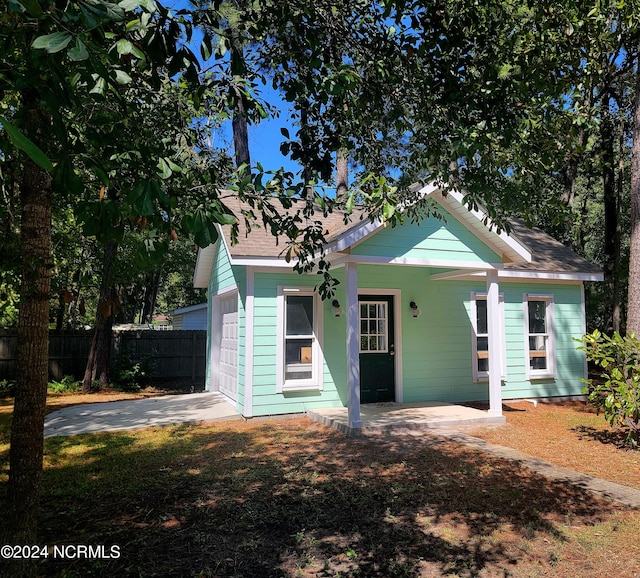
1, 395, 640, 577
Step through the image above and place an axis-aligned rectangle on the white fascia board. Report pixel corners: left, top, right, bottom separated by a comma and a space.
430, 269, 489, 281
418, 183, 532, 264
324, 217, 382, 254
345, 254, 498, 270
229, 256, 294, 269
430, 268, 603, 283
193, 242, 217, 288
498, 270, 604, 282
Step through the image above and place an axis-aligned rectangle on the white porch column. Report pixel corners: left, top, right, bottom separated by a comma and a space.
486, 270, 503, 417
345, 261, 362, 429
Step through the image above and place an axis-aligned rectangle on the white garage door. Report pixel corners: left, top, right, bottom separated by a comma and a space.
217, 293, 238, 401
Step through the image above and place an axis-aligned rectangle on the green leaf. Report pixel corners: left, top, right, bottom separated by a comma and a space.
68, 39, 89, 61
127, 181, 156, 216
53, 159, 83, 196
114, 69, 132, 84
15, 0, 43, 17
156, 157, 172, 180
0, 116, 53, 171
89, 76, 107, 96
114, 38, 134, 55
165, 158, 183, 174
211, 208, 237, 226
32, 31, 73, 53
200, 36, 212, 61
345, 191, 355, 213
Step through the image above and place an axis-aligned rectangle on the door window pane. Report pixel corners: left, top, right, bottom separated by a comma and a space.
359, 301, 388, 353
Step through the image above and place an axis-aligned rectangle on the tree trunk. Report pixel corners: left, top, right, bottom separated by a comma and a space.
2, 92, 52, 576
336, 149, 348, 200
232, 99, 250, 168
82, 243, 116, 392
141, 270, 162, 324
627, 59, 640, 336
229, 26, 250, 168
613, 116, 625, 332
601, 108, 620, 333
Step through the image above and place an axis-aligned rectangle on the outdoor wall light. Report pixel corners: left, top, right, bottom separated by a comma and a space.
409, 301, 421, 318
332, 299, 342, 317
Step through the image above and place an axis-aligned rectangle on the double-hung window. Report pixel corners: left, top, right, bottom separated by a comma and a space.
470, 292, 506, 382
524, 294, 555, 379
277, 287, 324, 392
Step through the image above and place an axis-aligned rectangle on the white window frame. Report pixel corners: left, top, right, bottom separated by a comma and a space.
523, 293, 555, 380
276, 286, 324, 393
470, 291, 507, 383
359, 300, 389, 354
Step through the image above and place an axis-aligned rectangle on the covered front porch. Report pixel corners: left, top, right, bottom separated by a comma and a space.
307, 401, 506, 435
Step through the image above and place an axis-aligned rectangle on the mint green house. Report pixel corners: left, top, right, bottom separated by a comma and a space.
193, 184, 602, 428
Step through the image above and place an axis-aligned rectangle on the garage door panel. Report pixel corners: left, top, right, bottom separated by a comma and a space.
217, 294, 238, 401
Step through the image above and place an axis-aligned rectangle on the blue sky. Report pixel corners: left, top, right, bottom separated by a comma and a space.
166, 0, 302, 176
229, 87, 302, 175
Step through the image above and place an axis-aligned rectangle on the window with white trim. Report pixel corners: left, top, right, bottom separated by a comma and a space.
524, 294, 555, 379
470, 292, 506, 382
277, 287, 324, 392
359, 301, 388, 353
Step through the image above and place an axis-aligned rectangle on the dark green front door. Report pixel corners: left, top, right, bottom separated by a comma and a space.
359, 295, 395, 403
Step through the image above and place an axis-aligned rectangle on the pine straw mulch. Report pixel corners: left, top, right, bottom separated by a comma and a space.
465, 400, 640, 490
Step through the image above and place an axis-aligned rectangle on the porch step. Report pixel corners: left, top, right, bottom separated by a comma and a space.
308, 402, 505, 436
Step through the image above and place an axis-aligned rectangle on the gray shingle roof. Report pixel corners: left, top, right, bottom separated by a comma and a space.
216, 194, 366, 258
214, 193, 600, 275
506, 218, 601, 275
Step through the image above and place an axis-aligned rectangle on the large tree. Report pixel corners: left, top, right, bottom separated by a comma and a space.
0, 0, 222, 563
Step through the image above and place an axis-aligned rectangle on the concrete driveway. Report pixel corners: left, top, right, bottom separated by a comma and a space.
44, 392, 240, 438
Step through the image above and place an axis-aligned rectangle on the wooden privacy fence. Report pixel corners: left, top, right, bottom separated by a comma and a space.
0, 330, 207, 384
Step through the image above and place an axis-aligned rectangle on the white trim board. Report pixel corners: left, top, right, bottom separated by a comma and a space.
357, 288, 404, 403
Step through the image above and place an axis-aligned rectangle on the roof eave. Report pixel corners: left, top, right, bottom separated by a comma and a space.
192, 242, 217, 288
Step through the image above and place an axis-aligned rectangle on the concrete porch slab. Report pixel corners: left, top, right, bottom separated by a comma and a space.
307, 401, 505, 435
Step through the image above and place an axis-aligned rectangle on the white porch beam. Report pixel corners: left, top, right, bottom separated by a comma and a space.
430, 269, 487, 281
486, 270, 503, 417
345, 261, 362, 430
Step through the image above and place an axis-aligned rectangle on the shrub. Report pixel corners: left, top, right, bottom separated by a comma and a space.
578, 330, 640, 448
48, 375, 82, 394
0, 379, 15, 398
113, 353, 155, 392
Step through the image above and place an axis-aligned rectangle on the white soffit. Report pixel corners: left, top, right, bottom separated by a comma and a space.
193, 242, 217, 288
419, 184, 532, 265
